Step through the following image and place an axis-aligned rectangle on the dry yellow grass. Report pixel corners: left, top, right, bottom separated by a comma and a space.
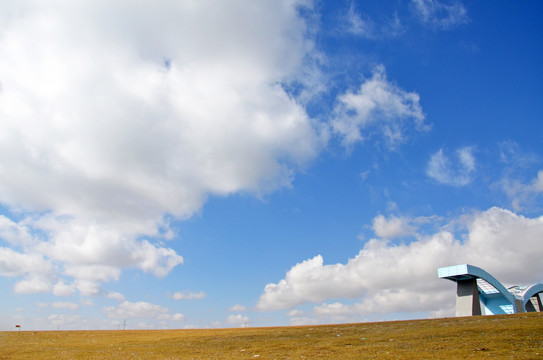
1, 313, 542, 359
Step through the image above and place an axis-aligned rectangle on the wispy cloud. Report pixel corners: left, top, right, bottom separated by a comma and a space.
52, 301, 79, 310
228, 304, 248, 312
411, 0, 468, 29
343, 2, 405, 39
34, 301, 79, 310
494, 141, 541, 211
502, 170, 543, 211
499, 140, 538, 168
426, 147, 476, 187
345, 2, 375, 38
172, 291, 207, 300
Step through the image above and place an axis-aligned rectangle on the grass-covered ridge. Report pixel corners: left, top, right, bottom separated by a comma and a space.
1, 313, 542, 359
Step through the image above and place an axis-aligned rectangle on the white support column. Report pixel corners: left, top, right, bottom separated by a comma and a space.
456, 278, 481, 317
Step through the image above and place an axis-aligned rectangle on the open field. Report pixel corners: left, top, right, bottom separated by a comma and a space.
1, 313, 542, 359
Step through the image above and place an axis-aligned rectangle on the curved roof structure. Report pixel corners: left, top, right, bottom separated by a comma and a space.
509, 283, 543, 312
438, 264, 543, 316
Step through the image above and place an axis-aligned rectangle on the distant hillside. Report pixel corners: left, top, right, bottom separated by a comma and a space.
1, 312, 542, 359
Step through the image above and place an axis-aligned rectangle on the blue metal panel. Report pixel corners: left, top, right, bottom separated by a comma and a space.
482, 296, 515, 315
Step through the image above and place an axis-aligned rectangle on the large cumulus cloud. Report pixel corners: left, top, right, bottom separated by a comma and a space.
257, 207, 543, 322
0, 0, 322, 295
0, 0, 435, 301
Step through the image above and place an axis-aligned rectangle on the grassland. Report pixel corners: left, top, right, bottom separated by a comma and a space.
1, 313, 542, 359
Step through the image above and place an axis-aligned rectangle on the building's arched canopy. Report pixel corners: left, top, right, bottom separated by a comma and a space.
509, 283, 543, 312
439, 264, 543, 316
439, 264, 516, 303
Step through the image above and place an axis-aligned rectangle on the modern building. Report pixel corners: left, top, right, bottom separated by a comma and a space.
438, 264, 543, 317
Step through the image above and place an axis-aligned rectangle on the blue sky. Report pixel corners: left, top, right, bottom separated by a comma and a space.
1, 0, 542, 330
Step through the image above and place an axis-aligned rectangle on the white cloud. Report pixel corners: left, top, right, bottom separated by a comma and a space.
256, 207, 543, 318
172, 291, 206, 300
372, 215, 415, 239
345, 2, 375, 38
313, 288, 451, 321
80, 298, 94, 307
0, 0, 320, 218
33, 301, 79, 310
0, 1, 322, 296
228, 304, 248, 312
48, 314, 87, 328
1, 214, 184, 295
426, 147, 476, 186
63, 264, 121, 283
172, 313, 185, 322
0, 216, 33, 245
53, 282, 75, 297
103, 301, 169, 319
135, 321, 155, 330
534, 172, 543, 192
290, 317, 320, 326
496, 142, 541, 211
332, 65, 427, 149
287, 309, 304, 317
73, 280, 103, 297
313, 302, 352, 318
107, 291, 126, 302
157, 313, 171, 321
502, 170, 543, 211
344, 2, 404, 39
225, 314, 249, 327
411, 0, 468, 29
52, 301, 79, 310
256, 255, 360, 311
0, 247, 53, 278
14, 276, 53, 294
498, 140, 538, 168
